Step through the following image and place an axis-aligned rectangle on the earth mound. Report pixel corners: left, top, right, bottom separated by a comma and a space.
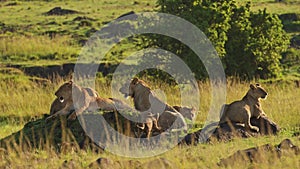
183, 116, 280, 144
0, 111, 138, 152
44, 7, 80, 16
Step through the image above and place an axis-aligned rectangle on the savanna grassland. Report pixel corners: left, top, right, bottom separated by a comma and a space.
0, 0, 300, 168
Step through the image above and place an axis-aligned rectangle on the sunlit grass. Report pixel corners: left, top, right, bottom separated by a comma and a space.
0, 74, 299, 168
0, 35, 79, 61
0, 0, 299, 168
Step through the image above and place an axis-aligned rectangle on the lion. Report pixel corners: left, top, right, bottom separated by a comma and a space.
47, 81, 117, 120
173, 105, 196, 122
219, 83, 268, 132
49, 87, 99, 115
119, 77, 188, 134
136, 112, 161, 139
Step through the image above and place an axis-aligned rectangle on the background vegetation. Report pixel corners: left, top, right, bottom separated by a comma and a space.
0, 0, 299, 168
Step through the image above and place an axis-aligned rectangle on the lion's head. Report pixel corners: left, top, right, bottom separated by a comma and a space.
173, 106, 196, 121
54, 81, 73, 104
248, 83, 268, 100
119, 77, 151, 98
50, 98, 67, 115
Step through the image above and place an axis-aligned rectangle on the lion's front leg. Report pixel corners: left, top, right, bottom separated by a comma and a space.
67, 106, 87, 120
244, 111, 260, 132
46, 103, 71, 120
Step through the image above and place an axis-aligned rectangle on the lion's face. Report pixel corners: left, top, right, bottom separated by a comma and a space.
173, 106, 196, 121
119, 81, 132, 98
119, 78, 149, 98
249, 83, 268, 99
50, 98, 67, 115
55, 81, 73, 104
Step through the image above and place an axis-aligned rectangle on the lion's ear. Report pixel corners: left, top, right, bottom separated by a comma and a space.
255, 83, 260, 87
131, 77, 139, 85
191, 106, 195, 111
250, 84, 256, 89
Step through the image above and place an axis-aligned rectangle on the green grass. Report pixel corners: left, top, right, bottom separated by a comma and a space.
246, 0, 300, 14
0, 0, 299, 168
0, 0, 157, 63
0, 35, 79, 61
0, 73, 299, 168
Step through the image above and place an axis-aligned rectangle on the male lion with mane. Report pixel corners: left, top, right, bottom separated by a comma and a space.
119, 77, 188, 136
220, 83, 268, 132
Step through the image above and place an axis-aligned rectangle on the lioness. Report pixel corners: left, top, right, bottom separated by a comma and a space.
47, 81, 117, 120
119, 77, 188, 134
173, 105, 196, 122
220, 83, 268, 132
49, 87, 99, 115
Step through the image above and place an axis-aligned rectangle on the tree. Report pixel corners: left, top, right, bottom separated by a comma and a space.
247, 9, 289, 78
224, 2, 254, 78
136, 0, 289, 79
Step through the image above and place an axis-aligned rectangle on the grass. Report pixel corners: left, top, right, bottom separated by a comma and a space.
0, 35, 79, 61
0, 73, 299, 168
0, 0, 157, 63
244, 0, 300, 14
0, 0, 299, 168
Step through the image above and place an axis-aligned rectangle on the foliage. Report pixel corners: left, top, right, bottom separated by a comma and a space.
151, 0, 289, 79
225, 4, 290, 79
247, 9, 289, 78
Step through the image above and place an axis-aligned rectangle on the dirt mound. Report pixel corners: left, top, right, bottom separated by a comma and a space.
44, 7, 80, 16
88, 157, 178, 169
182, 116, 280, 144
218, 138, 299, 167
279, 13, 300, 22
7, 63, 119, 81
0, 111, 139, 152
73, 16, 96, 22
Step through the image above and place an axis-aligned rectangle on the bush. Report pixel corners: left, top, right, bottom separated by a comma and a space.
144, 0, 290, 79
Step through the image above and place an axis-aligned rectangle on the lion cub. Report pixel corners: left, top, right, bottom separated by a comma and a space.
136, 112, 161, 139
47, 81, 116, 120
220, 83, 268, 132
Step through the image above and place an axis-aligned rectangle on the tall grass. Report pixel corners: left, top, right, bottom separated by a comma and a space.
0, 74, 299, 168
1, 74, 299, 131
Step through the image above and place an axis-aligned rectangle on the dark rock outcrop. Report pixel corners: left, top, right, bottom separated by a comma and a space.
218, 138, 299, 167
182, 116, 280, 144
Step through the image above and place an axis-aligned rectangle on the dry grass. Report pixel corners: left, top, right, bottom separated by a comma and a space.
0, 75, 299, 168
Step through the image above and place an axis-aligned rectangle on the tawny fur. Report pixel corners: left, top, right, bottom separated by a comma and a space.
136, 112, 161, 139
173, 105, 196, 122
47, 81, 118, 120
49, 87, 99, 115
219, 83, 268, 132
119, 78, 188, 136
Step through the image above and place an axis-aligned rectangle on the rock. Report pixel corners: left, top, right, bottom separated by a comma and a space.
218, 138, 299, 167
0, 111, 139, 152
117, 11, 137, 20
181, 116, 279, 144
88, 158, 141, 169
251, 116, 280, 135
88, 158, 121, 169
